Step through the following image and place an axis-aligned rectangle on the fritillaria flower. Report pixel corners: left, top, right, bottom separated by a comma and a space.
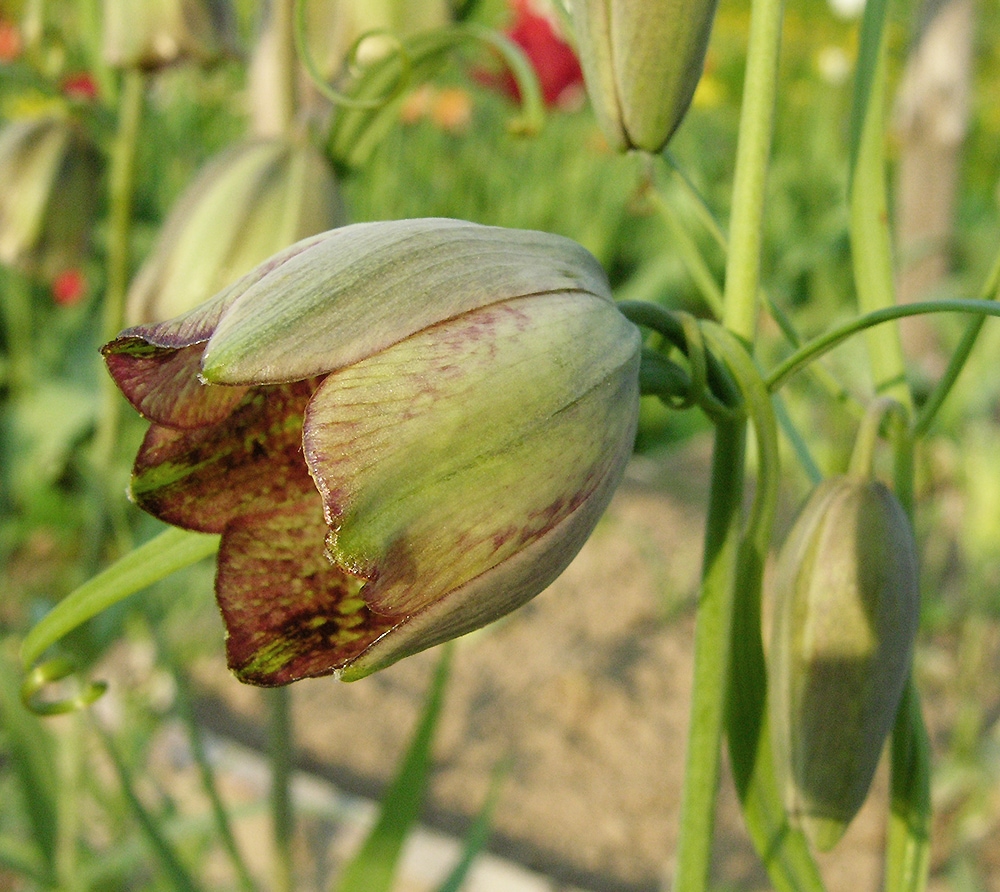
103, 219, 641, 684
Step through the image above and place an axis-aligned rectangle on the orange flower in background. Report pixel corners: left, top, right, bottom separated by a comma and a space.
0, 20, 21, 63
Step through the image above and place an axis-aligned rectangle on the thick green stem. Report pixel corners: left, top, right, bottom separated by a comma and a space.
270, 0, 299, 133
849, 29, 911, 410
672, 418, 746, 892
672, 0, 784, 883
720, 0, 785, 340
269, 687, 295, 892
92, 69, 145, 491
0, 270, 34, 394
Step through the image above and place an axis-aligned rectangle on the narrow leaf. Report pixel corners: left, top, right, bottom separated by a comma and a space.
332, 644, 452, 892
92, 720, 205, 892
20, 527, 221, 672
436, 760, 507, 892
885, 680, 931, 892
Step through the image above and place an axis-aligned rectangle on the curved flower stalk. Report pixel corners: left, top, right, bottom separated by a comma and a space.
102, 219, 641, 685
568, 0, 719, 152
126, 138, 343, 324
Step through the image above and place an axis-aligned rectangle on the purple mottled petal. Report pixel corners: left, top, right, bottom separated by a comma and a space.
216, 500, 401, 686
130, 382, 316, 533
104, 341, 248, 428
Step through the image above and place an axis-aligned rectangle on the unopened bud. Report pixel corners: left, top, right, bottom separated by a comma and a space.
768, 476, 920, 850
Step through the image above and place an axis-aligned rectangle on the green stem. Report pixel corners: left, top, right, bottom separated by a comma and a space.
170, 663, 257, 892
914, 243, 1000, 437
672, 417, 746, 892
765, 298, 1000, 393
271, 0, 299, 133
847, 397, 907, 481
849, 26, 911, 409
0, 269, 34, 394
720, 0, 784, 340
92, 69, 145, 504
54, 715, 83, 892
269, 687, 294, 892
672, 0, 784, 881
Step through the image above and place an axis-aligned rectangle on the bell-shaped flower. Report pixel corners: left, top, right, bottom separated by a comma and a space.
126, 138, 343, 324
102, 219, 641, 685
102, 0, 239, 70
0, 114, 102, 281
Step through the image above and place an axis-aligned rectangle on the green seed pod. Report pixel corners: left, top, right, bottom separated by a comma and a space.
567, 0, 719, 153
768, 476, 920, 851
0, 114, 101, 281
126, 138, 343, 324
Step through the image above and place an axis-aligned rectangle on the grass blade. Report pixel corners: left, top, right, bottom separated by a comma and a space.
436, 760, 506, 892
92, 719, 205, 892
332, 643, 452, 892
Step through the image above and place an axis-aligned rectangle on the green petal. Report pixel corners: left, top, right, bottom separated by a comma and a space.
303, 292, 640, 623
200, 219, 613, 385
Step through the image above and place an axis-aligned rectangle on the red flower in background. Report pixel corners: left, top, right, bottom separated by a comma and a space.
61, 73, 99, 102
52, 269, 87, 306
482, 0, 584, 109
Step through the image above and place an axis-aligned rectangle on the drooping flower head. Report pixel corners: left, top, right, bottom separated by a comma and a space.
103, 219, 641, 684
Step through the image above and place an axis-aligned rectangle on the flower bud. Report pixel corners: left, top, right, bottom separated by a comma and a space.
0, 114, 101, 281
102, 0, 239, 70
567, 0, 718, 152
103, 219, 641, 685
126, 138, 343, 324
768, 476, 920, 850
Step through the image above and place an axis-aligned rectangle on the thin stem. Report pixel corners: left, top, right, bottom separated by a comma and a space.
848, 27, 911, 409
54, 715, 83, 892
765, 298, 1000, 393
914, 243, 1000, 437
646, 187, 724, 318
847, 397, 908, 481
172, 666, 258, 892
269, 687, 294, 892
720, 0, 785, 340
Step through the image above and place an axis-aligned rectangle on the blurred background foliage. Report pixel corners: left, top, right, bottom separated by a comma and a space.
1, 0, 999, 888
